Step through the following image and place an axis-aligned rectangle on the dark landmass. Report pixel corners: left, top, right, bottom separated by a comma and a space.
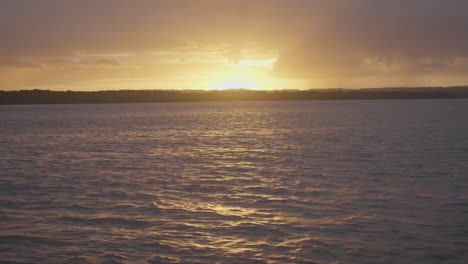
1, 87, 468, 105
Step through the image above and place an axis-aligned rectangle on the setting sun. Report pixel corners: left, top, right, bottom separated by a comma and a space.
210, 57, 277, 90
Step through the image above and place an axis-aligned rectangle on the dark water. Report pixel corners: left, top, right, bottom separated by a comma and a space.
1, 100, 468, 263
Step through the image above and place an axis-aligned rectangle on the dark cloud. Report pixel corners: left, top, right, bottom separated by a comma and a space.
272, 0, 468, 82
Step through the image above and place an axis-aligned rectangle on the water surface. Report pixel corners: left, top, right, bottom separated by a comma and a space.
1, 100, 468, 263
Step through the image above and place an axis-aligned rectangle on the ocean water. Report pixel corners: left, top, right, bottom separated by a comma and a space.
1, 99, 468, 264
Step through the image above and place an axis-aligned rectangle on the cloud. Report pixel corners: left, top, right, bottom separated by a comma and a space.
0, 58, 42, 69
57, 57, 123, 67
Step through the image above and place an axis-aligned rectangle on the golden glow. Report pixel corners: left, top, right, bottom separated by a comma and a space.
0, 48, 312, 90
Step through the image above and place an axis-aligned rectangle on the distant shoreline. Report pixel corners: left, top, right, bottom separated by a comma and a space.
1, 87, 468, 105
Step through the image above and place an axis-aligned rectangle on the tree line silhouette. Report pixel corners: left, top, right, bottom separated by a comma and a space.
1, 87, 467, 105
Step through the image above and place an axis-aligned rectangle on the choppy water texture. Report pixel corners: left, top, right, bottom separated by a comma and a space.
1, 100, 468, 263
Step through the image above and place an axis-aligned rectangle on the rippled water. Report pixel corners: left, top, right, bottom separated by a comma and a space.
1, 100, 468, 263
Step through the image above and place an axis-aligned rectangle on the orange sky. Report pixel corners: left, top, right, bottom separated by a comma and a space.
1, 0, 468, 90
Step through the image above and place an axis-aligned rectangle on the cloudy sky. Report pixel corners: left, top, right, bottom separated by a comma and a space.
1, 0, 468, 90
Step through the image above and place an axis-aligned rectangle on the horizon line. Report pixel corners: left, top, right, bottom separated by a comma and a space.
2, 85, 468, 93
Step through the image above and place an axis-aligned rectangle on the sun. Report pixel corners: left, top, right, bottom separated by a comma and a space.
213, 71, 259, 90
210, 58, 277, 90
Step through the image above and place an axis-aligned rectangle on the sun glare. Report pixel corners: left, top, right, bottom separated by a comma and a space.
210, 57, 277, 90
213, 71, 259, 90
238, 58, 277, 68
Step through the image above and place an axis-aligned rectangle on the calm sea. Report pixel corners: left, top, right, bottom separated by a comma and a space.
1, 100, 468, 263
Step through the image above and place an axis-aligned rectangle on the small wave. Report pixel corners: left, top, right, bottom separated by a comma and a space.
58, 216, 152, 228
444, 201, 468, 207
0, 235, 69, 246
226, 223, 288, 237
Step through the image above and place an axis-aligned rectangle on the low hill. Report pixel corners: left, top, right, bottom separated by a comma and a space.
1, 87, 468, 105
